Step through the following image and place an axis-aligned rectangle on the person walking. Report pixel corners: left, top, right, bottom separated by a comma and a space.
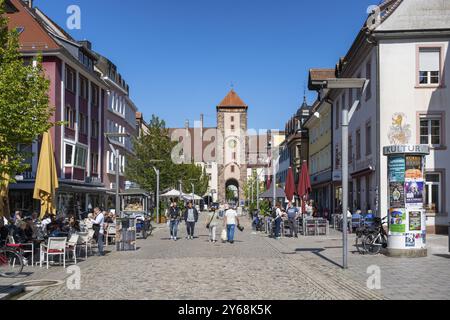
286, 201, 299, 238
90, 207, 105, 256
167, 199, 181, 241
274, 202, 283, 240
206, 208, 219, 243
184, 201, 198, 240
224, 204, 239, 244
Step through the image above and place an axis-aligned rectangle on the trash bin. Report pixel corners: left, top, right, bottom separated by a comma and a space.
116, 217, 136, 251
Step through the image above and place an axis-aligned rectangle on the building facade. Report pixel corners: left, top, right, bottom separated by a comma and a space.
6, 0, 140, 215
94, 53, 138, 208
325, 0, 450, 233
304, 96, 333, 214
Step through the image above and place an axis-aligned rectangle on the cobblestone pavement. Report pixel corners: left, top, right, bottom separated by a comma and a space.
2, 215, 449, 300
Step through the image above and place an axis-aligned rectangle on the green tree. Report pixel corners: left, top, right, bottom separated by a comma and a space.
179, 164, 208, 197
126, 115, 179, 193
1, 1, 53, 216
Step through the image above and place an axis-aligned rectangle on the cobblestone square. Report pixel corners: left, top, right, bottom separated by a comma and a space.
2, 217, 449, 300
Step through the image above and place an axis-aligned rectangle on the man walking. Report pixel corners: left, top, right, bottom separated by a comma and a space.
224, 204, 239, 244
167, 199, 181, 241
286, 201, 299, 238
90, 207, 105, 256
184, 201, 198, 240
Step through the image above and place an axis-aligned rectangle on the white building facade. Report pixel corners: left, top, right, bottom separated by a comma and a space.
331, 0, 450, 234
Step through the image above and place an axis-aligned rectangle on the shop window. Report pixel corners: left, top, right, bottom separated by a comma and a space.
65, 144, 74, 165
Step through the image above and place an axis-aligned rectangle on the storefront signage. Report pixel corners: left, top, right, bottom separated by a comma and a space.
383, 145, 430, 156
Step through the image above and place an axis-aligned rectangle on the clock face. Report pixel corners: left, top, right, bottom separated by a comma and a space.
228, 140, 237, 149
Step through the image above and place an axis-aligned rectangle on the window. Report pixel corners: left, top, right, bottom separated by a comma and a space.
356, 73, 362, 101
92, 84, 99, 106
231, 165, 235, 173
231, 116, 234, 122
425, 173, 441, 214
356, 129, 361, 160
232, 152, 236, 160
65, 106, 75, 129
65, 144, 74, 165
79, 76, 88, 100
419, 48, 441, 85
91, 153, 98, 174
92, 120, 99, 138
74, 146, 87, 168
366, 60, 372, 100
335, 101, 340, 129
420, 117, 442, 146
231, 125, 235, 131
366, 122, 372, 155
79, 113, 87, 135
65, 67, 76, 92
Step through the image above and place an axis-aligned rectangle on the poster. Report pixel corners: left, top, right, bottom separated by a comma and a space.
389, 156, 405, 182
408, 211, 422, 231
405, 233, 416, 247
389, 208, 406, 233
405, 156, 423, 180
405, 181, 424, 206
390, 182, 405, 207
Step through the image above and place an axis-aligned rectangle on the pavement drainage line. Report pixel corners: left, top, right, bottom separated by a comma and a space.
263, 237, 382, 300
261, 238, 339, 299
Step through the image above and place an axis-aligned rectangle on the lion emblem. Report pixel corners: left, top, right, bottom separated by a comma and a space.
388, 113, 411, 145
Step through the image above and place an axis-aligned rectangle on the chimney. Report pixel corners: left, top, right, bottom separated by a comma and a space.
24, 0, 33, 8
79, 40, 92, 50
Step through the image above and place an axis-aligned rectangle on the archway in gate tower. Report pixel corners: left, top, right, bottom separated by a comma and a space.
225, 179, 239, 206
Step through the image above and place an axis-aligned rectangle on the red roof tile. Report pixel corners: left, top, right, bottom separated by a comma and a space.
217, 89, 248, 108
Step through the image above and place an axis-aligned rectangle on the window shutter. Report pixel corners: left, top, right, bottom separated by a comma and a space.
420, 49, 440, 72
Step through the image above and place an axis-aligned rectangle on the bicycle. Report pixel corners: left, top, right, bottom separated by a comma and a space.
355, 223, 377, 255
362, 217, 388, 255
0, 246, 24, 278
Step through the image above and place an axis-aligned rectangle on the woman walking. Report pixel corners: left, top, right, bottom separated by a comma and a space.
183, 201, 199, 240
206, 208, 219, 243
167, 199, 181, 241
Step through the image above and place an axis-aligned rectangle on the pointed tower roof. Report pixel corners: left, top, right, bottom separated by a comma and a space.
217, 89, 248, 109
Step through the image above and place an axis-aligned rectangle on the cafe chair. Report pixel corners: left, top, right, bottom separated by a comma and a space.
66, 234, 79, 264
40, 237, 67, 269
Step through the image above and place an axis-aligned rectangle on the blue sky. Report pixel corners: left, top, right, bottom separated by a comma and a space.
35, 0, 380, 130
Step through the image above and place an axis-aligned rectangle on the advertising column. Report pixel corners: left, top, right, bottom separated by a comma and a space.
383, 145, 429, 258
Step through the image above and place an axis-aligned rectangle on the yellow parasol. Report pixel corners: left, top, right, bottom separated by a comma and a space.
33, 131, 59, 219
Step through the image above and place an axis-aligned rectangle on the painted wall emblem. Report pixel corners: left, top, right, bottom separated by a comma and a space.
388, 113, 411, 145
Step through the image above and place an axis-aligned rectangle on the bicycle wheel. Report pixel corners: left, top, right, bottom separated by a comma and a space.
355, 236, 367, 255
363, 233, 382, 255
0, 250, 24, 278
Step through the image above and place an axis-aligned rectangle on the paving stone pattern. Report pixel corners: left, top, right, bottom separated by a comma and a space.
2, 216, 449, 300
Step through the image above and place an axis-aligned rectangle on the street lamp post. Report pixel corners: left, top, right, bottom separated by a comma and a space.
321, 77, 369, 269
149, 160, 163, 223
105, 133, 130, 219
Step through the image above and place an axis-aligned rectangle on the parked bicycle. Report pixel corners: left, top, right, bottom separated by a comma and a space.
355, 223, 377, 255
0, 246, 24, 278
362, 217, 388, 255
